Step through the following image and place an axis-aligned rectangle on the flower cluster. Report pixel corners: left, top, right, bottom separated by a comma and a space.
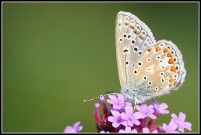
94, 94, 192, 133
64, 94, 192, 133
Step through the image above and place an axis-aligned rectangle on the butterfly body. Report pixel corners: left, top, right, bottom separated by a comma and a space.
115, 11, 186, 103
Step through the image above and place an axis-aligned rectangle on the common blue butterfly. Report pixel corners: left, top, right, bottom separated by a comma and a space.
116, 11, 186, 103
84, 11, 186, 104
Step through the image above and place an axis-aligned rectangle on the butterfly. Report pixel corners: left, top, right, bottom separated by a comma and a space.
115, 11, 186, 104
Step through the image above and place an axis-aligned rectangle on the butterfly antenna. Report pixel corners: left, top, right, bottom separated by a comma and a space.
83, 96, 100, 102
83, 93, 119, 102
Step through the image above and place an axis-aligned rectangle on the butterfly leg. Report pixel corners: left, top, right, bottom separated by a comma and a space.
133, 100, 137, 111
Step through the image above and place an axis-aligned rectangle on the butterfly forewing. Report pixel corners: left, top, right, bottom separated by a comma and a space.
115, 11, 156, 88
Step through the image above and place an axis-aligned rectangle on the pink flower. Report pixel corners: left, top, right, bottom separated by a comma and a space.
107, 94, 126, 110
136, 103, 156, 119
162, 122, 180, 133
108, 110, 123, 128
119, 127, 137, 133
120, 105, 141, 127
64, 121, 83, 133
143, 127, 158, 133
152, 101, 169, 115
171, 112, 192, 133
100, 130, 110, 133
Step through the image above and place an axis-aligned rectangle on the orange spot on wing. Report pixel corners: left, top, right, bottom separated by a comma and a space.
164, 48, 169, 53
148, 48, 152, 52
170, 66, 177, 72
169, 78, 174, 83
156, 46, 161, 52
168, 57, 174, 64
167, 52, 172, 57
169, 84, 173, 87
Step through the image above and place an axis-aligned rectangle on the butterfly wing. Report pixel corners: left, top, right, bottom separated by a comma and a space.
123, 40, 186, 103
115, 11, 156, 89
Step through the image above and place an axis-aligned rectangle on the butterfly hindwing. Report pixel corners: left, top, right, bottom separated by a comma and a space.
122, 40, 186, 102
115, 11, 156, 88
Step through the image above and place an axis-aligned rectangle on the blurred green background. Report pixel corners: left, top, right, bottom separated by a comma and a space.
3, 2, 199, 133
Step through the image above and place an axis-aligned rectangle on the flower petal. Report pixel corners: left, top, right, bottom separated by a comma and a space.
133, 119, 140, 125
171, 113, 177, 119
152, 130, 158, 133
149, 114, 156, 119
160, 103, 168, 109
131, 129, 138, 133
64, 126, 76, 133
143, 127, 150, 133
112, 122, 120, 128
169, 121, 178, 131
108, 116, 114, 122
118, 94, 125, 102
78, 126, 83, 132
125, 105, 133, 115
184, 122, 192, 131
178, 112, 186, 122
73, 121, 80, 130
133, 112, 143, 119
125, 127, 131, 132
121, 112, 127, 120
121, 120, 128, 127
111, 110, 120, 117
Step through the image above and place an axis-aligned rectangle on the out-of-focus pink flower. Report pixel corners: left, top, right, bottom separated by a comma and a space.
64, 121, 83, 133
